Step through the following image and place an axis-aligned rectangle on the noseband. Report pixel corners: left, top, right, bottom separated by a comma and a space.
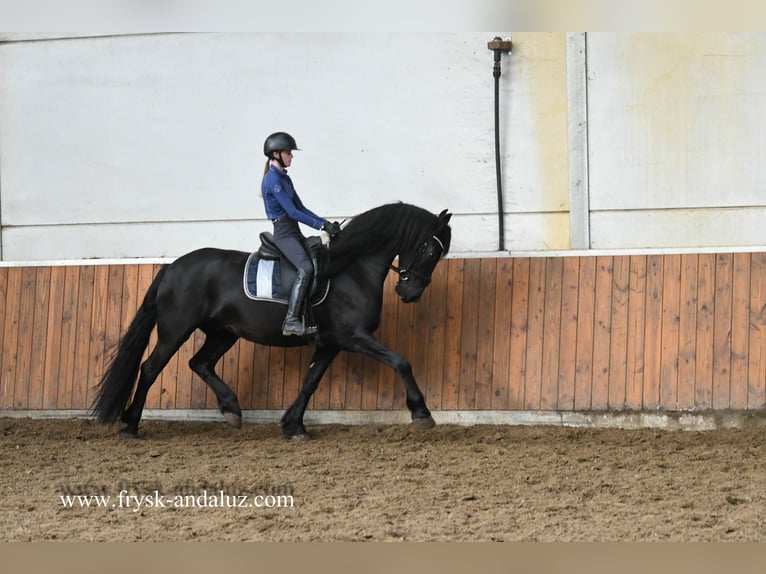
388, 235, 445, 286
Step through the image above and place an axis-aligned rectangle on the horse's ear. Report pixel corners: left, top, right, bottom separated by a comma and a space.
438, 210, 452, 225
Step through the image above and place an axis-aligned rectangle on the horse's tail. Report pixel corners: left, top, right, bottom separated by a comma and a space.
91, 265, 168, 424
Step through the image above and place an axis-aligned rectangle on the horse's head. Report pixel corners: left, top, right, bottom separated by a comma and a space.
394, 209, 452, 303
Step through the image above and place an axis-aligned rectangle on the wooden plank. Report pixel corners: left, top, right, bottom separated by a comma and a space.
748, 253, 766, 409
344, 350, 365, 411
677, 255, 699, 409
408, 270, 435, 411
508, 258, 529, 409
42, 267, 66, 409
71, 266, 95, 409
441, 258, 464, 410
236, 340, 256, 410
266, 346, 286, 410
0, 267, 10, 408
57, 267, 80, 409
27, 268, 51, 409
13, 268, 38, 409
0, 269, 7, 400
729, 253, 750, 409
694, 254, 715, 409
491, 258, 513, 410
425, 261, 448, 410
250, 343, 271, 410
574, 257, 596, 410
659, 254, 681, 410
625, 256, 646, 410
557, 257, 579, 410
1, 268, 22, 409
643, 255, 664, 410
591, 257, 613, 410
458, 259, 481, 410
540, 258, 563, 411
475, 258, 497, 410
524, 258, 546, 410
283, 347, 304, 410
328, 350, 348, 410
712, 254, 733, 409
607, 256, 630, 409
87, 265, 110, 409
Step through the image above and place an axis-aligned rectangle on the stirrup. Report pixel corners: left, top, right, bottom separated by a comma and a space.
282, 317, 305, 336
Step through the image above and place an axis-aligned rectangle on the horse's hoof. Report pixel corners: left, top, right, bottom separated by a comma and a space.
118, 426, 140, 439
289, 433, 311, 442
411, 416, 436, 430
223, 412, 242, 428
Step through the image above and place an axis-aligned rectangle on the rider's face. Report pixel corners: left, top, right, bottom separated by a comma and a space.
276, 150, 293, 168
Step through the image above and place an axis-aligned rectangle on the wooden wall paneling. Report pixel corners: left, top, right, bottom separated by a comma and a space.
57, 267, 81, 409
712, 254, 733, 409
250, 343, 271, 410
643, 255, 664, 409
328, 349, 348, 410
694, 254, 715, 409
344, 350, 365, 411
70, 266, 95, 409
13, 267, 38, 408
508, 258, 529, 409
87, 265, 110, 409
491, 258, 513, 410
442, 258, 465, 410
524, 258, 546, 410
0, 269, 7, 408
235, 341, 256, 411
625, 255, 647, 410
558, 257, 580, 410
540, 257, 563, 411
574, 257, 596, 410
475, 258, 497, 410
677, 255, 699, 409
607, 256, 630, 409
590, 257, 613, 409
425, 261, 449, 410
266, 347, 286, 410
659, 255, 681, 410
457, 259, 481, 410
748, 253, 766, 408
28, 267, 52, 410
729, 254, 750, 409
1, 268, 22, 409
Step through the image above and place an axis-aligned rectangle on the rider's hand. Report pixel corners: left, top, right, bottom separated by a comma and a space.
322, 221, 342, 239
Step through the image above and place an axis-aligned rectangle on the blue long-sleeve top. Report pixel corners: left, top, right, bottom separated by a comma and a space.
261, 164, 327, 230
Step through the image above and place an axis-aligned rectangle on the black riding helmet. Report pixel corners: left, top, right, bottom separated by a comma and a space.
264, 132, 300, 156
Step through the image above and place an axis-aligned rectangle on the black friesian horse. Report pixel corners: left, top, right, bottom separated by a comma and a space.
92, 203, 452, 439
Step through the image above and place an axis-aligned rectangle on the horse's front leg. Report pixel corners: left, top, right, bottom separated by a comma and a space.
349, 331, 435, 429
281, 345, 340, 440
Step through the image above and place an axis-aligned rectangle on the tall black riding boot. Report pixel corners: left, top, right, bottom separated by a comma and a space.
282, 270, 311, 336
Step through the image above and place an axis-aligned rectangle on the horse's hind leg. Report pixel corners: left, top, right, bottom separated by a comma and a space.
121, 333, 189, 437
188, 330, 242, 427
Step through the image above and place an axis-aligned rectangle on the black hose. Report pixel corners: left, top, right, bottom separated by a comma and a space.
493, 48, 504, 251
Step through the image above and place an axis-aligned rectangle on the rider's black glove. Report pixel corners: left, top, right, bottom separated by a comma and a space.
322, 221, 342, 239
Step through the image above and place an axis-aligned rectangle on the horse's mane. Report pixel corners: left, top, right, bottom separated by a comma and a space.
320, 203, 442, 278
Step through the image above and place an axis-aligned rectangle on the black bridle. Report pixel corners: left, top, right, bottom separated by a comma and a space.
388, 235, 446, 286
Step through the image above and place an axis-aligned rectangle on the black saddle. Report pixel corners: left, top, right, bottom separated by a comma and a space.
250, 232, 329, 303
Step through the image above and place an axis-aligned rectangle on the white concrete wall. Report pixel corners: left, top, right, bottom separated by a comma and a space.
586, 33, 766, 249
0, 32, 569, 260
2, 32, 763, 261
